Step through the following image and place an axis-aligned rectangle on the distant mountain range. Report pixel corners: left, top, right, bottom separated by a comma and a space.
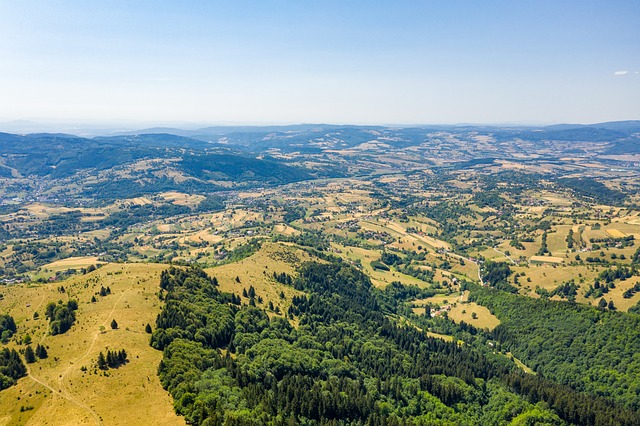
104, 120, 640, 151
0, 120, 637, 185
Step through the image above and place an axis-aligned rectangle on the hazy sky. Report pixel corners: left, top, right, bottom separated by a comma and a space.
1, 1, 638, 126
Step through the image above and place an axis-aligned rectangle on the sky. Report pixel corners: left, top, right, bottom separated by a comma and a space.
0, 1, 639, 127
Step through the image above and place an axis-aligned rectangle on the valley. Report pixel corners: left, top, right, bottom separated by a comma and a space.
1, 123, 640, 425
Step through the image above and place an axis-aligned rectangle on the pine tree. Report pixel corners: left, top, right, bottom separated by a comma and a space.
97, 351, 107, 369
24, 345, 36, 364
110, 319, 118, 329
106, 350, 115, 367
145, 323, 152, 334
598, 298, 607, 310
35, 344, 48, 359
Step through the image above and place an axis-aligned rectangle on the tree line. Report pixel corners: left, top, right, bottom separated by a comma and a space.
152, 263, 638, 425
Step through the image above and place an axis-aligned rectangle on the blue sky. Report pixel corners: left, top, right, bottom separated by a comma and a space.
0, 1, 638, 126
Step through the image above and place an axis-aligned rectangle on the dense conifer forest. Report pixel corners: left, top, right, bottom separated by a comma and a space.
153, 265, 639, 425
469, 285, 640, 410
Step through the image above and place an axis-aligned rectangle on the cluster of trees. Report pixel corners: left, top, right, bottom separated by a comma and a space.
223, 239, 263, 264
559, 178, 627, 205
282, 206, 306, 223
382, 281, 435, 305
272, 271, 293, 285
551, 280, 579, 301
153, 263, 638, 425
196, 194, 225, 213
0, 314, 17, 343
590, 235, 634, 249
273, 230, 330, 251
88, 176, 218, 201
537, 232, 549, 255
395, 264, 435, 283
45, 300, 78, 335
472, 191, 509, 210
470, 285, 640, 410
566, 229, 574, 249
151, 266, 236, 351
417, 201, 475, 244
180, 153, 312, 186
24, 344, 48, 363
597, 265, 637, 284
97, 349, 127, 370
623, 282, 640, 299
380, 251, 402, 266
0, 347, 26, 390
481, 261, 517, 293
370, 259, 390, 271
584, 279, 616, 299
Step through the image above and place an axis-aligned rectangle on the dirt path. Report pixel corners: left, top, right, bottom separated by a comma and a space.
446, 251, 484, 286
27, 366, 102, 425
27, 285, 133, 426
492, 247, 518, 265
32, 293, 46, 317
56, 285, 133, 422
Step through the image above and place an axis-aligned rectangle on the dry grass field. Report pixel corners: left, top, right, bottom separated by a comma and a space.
411, 293, 501, 331
331, 243, 426, 288
41, 257, 106, 274
587, 276, 640, 312
205, 242, 310, 317
0, 263, 184, 426
448, 302, 501, 331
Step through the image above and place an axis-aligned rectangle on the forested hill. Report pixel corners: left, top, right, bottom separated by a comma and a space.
151, 264, 638, 425
0, 132, 337, 201
469, 285, 640, 411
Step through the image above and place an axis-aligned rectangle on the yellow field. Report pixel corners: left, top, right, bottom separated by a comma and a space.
413, 294, 459, 306
411, 293, 500, 331
159, 192, 205, 208
23, 204, 69, 218
127, 197, 153, 206
448, 302, 501, 331
0, 263, 183, 426
273, 224, 300, 236
205, 242, 309, 316
605, 229, 627, 238
590, 276, 640, 312
529, 255, 564, 264
331, 243, 426, 288
514, 264, 600, 295
179, 229, 224, 244
42, 257, 105, 273
358, 219, 450, 252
